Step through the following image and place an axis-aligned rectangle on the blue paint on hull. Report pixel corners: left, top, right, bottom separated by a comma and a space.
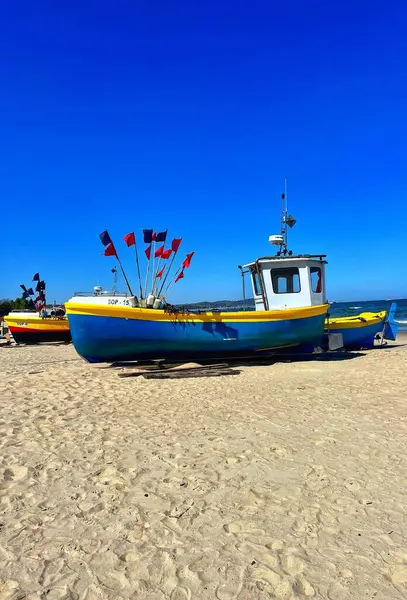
68, 312, 327, 363
324, 320, 384, 349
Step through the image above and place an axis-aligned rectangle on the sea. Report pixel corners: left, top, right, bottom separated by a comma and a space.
328, 298, 407, 331
184, 298, 407, 331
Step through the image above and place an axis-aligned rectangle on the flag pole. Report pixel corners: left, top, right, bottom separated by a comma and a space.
162, 251, 193, 298
134, 239, 143, 299
151, 246, 168, 295
143, 246, 152, 298
115, 250, 134, 297
162, 266, 182, 298
154, 267, 167, 295
157, 251, 178, 297
151, 231, 169, 295
151, 240, 156, 296
100, 230, 133, 297
163, 270, 184, 298
152, 257, 163, 295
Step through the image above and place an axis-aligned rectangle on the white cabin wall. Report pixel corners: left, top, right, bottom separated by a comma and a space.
248, 258, 327, 311
248, 259, 327, 311
261, 260, 312, 310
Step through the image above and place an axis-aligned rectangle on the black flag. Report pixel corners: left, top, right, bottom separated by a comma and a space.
99, 231, 112, 246
33, 273, 40, 281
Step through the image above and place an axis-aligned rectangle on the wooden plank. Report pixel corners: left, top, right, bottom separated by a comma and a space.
118, 363, 230, 378
142, 368, 240, 380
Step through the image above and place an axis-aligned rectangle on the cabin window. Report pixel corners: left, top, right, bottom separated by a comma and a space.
251, 271, 262, 296
310, 267, 322, 293
271, 268, 301, 294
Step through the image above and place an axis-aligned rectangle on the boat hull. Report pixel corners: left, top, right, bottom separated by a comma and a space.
65, 301, 329, 363
324, 311, 386, 349
4, 315, 71, 344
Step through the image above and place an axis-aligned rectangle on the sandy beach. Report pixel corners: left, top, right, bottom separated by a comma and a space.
1, 339, 407, 599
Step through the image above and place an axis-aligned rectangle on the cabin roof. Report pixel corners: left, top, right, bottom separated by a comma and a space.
242, 254, 327, 269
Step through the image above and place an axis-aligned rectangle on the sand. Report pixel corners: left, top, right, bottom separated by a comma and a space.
1, 338, 407, 600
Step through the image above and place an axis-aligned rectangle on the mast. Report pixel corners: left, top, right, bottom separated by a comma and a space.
280, 178, 288, 251
111, 266, 118, 293
278, 178, 296, 255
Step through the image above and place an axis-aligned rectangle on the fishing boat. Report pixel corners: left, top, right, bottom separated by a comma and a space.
66, 294, 328, 363
4, 273, 71, 344
324, 304, 398, 349
5, 309, 71, 344
66, 185, 330, 363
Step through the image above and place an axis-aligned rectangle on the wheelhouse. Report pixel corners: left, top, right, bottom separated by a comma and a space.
244, 254, 327, 311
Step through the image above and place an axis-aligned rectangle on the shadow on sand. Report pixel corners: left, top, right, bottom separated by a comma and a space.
106, 341, 406, 371
204, 349, 366, 369
108, 349, 365, 370
373, 342, 406, 350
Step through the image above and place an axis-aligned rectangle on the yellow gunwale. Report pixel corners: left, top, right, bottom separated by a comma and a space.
65, 301, 329, 323
325, 311, 386, 330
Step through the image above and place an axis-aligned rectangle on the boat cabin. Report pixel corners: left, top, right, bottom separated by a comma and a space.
244, 253, 327, 311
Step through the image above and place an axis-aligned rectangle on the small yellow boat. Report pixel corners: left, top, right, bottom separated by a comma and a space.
6, 272, 71, 344
4, 310, 71, 344
324, 311, 387, 349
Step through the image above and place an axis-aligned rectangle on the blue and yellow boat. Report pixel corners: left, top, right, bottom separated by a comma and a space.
324, 311, 386, 349
66, 187, 333, 363
65, 299, 328, 363
324, 304, 398, 349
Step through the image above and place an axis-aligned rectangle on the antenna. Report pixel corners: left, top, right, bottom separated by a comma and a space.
111, 266, 118, 293
280, 179, 288, 249
269, 179, 296, 255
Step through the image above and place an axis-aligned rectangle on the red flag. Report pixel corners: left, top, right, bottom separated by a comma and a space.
171, 238, 182, 252
104, 243, 117, 257
161, 248, 172, 260
123, 232, 135, 247
145, 244, 152, 260
182, 251, 195, 269
155, 244, 164, 258
175, 270, 184, 283
156, 266, 165, 278
152, 232, 157, 242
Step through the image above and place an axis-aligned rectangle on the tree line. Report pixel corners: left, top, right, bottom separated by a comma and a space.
0, 297, 30, 317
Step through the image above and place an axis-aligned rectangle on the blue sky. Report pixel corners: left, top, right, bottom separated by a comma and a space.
2, 0, 406, 303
